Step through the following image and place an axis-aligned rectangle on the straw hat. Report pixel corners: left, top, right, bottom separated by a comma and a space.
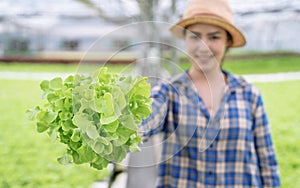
170, 0, 246, 47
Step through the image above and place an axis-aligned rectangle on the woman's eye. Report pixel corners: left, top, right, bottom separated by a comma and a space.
210, 36, 220, 40
189, 35, 199, 40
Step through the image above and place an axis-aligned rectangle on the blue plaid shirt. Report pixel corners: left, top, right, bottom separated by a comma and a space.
141, 70, 280, 187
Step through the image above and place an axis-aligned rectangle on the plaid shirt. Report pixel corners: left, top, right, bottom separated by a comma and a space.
141, 70, 280, 188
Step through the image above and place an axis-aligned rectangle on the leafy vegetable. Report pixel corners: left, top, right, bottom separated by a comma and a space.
26, 67, 152, 170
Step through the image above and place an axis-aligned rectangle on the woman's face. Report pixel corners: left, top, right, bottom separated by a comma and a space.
185, 23, 230, 73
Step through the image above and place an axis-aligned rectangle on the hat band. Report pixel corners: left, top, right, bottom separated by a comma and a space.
187, 13, 231, 24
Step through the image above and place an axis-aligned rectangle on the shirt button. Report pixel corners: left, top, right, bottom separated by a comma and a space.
208, 171, 213, 175
210, 143, 214, 148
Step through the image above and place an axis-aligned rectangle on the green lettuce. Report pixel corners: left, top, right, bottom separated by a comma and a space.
26, 67, 152, 170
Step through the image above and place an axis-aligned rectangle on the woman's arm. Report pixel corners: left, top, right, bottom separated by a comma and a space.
252, 93, 281, 187
139, 82, 169, 141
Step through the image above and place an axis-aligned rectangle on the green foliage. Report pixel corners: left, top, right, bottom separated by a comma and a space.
223, 56, 300, 75
0, 62, 132, 73
26, 67, 152, 170
177, 56, 300, 75
2, 55, 300, 75
0, 80, 110, 188
254, 81, 300, 188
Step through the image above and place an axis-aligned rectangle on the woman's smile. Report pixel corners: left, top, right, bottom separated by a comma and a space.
194, 54, 214, 63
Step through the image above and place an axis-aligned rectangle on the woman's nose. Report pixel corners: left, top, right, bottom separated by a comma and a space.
196, 38, 210, 52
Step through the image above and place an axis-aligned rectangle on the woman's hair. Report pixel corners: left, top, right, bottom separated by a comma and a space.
226, 31, 233, 47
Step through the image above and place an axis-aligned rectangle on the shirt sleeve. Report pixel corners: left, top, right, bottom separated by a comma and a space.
252, 92, 281, 187
139, 82, 169, 141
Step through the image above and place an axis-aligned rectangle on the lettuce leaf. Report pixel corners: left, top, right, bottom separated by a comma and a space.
27, 67, 152, 170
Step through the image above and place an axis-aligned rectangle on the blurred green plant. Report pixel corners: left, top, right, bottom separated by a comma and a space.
26, 67, 152, 170
0, 80, 110, 188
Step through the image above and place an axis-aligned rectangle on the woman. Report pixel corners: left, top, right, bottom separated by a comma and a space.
141, 0, 281, 187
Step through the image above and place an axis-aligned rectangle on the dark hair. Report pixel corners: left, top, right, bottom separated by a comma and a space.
183, 28, 187, 37
222, 33, 232, 67
226, 31, 233, 47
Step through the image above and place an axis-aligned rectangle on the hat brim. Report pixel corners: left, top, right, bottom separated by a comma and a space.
170, 16, 246, 47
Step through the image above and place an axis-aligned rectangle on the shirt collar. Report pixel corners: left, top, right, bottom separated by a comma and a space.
222, 70, 248, 92
175, 69, 248, 92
